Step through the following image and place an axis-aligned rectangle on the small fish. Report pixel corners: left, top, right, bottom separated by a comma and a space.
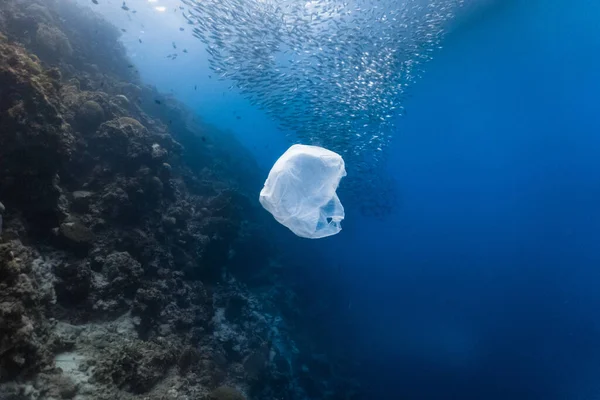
138, 38, 142, 43
121, 2, 129, 11
91, 0, 98, 4
179, 27, 185, 31
194, 85, 197, 90
201, 136, 207, 142
127, 64, 134, 68
169, 120, 172, 124
183, 49, 188, 53
172, 42, 177, 49
154, 100, 161, 105
121, 29, 127, 32
236, 116, 241, 120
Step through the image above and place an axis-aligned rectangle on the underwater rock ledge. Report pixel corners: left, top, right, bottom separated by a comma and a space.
0, 0, 361, 399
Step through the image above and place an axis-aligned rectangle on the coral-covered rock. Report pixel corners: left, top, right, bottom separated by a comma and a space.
25, 3, 54, 24
101, 251, 143, 297
100, 183, 133, 221
85, 251, 144, 317
91, 117, 155, 171
0, 37, 75, 231
76, 100, 105, 130
209, 385, 246, 400
242, 345, 270, 380
177, 346, 201, 373
112, 94, 130, 108
35, 23, 72, 60
71, 190, 94, 213
0, 241, 52, 381
33, 372, 78, 399
132, 285, 166, 332
94, 340, 177, 394
58, 220, 95, 250
54, 260, 92, 303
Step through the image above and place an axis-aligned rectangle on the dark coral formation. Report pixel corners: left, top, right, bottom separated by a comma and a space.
0, 0, 360, 399
0, 241, 54, 381
210, 385, 247, 400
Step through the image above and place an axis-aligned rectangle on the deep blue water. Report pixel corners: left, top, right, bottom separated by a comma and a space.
317, 0, 600, 398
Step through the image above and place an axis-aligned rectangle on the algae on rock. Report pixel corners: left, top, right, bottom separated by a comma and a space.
35, 23, 73, 59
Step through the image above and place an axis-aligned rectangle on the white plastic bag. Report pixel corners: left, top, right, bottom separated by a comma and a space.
259, 144, 346, 239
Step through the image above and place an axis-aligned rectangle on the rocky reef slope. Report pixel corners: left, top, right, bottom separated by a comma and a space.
0, 1, 360, 399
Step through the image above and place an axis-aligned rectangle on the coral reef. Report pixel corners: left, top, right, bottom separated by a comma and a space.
35, 23, 73, 60
0, 241, 54, 381
210, 385, 247, 400
0, 0, 361, 399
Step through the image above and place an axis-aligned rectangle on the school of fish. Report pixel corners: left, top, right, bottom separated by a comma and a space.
176, 0, 464, 216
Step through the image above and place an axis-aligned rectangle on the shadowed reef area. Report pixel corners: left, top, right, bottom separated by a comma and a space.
0, 1, 360, 399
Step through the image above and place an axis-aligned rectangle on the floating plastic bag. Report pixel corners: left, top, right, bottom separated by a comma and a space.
259, 144, 346, 239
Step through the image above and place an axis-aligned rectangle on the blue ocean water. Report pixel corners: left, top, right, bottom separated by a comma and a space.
320, 0, 600, 398
78, 0, 600, 397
